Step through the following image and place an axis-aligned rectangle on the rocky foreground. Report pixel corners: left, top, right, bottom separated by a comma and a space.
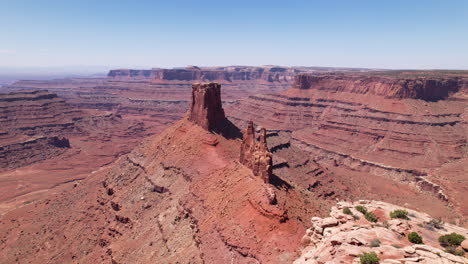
295, 200, 468, 264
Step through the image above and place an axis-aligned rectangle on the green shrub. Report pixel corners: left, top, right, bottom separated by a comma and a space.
445, 246, 465, 256
360, 251, 380, 264
369, 239, 381, 247
365, 212, 378, 223
408, 232, 423, 244
343, 207, 353, 215
355, 205, 368, 214
438, 233, 465, 247
391, 244, 402, 248
390, 209, 409, 220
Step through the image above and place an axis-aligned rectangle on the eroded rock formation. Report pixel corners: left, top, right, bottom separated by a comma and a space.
188, 82, 226, 131
295, 200, 468, 264
240, 121, 273, 183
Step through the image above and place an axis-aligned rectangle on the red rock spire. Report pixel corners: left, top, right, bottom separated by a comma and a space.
240, 122, 273, 184
188, 82, 226, 131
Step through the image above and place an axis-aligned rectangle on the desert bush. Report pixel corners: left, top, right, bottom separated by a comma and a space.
391, 244, 401, 248
343, 207, 353, 215
365, 212, 378, 223
353, 215, 360, 220
408, 232, 423, 244
427, 218, 444, 230
360, 252, 380, 264
355, 205, 368, 214
445, 246, 465, 256
390, 209, 409, 220
438, 233, 465, 247
369, 239, 381, 247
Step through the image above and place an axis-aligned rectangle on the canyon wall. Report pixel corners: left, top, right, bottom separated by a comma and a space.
108, 66, 297, 82
293, 74, 463, 101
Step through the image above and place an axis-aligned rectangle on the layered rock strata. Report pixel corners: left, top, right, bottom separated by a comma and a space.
0, 90, 146, 208
227, 72, 468, 224
240, 121, 273, 183
108, 65, 303, 82
188, 83, 226, 131
295, 200, 468, 264
293, 74, 463, 101
0, 82, 325, 264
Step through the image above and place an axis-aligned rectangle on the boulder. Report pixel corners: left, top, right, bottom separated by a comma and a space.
461, 239, 468, 251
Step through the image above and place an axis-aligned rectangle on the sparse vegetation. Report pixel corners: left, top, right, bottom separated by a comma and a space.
355, 205, 368, 214
390, 209, 409, 220
353, 215, 360, 220
408, 232, 423, 244
382, 221, 390, 229
343, 207, 353, 215
369, 239, 381, 247
445, 246, 465, 256
391, 244, 402, 249
360, 251, 380, 264
365, 212, 378, 223
426, 218, 445, 230
438, 233, 465, 247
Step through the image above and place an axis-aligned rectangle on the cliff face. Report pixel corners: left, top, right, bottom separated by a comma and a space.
188, 83, 226, 131
108, 66, 296, 83
292, 74, 462, 101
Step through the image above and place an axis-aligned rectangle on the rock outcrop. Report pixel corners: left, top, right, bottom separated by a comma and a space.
240, 121, 273, 183
295, 200, 468, 264
188, 82, 226, 131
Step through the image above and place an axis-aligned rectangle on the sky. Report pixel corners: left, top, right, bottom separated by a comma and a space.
0, 0, 467, 71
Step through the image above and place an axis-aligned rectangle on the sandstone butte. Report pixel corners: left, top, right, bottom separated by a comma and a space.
0, 68, 467, 263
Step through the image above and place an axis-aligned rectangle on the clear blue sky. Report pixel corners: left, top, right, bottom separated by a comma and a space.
1, 0, 467, 70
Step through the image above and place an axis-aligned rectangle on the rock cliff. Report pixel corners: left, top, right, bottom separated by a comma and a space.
108, 66, 298, 83
293, 74, 462, 101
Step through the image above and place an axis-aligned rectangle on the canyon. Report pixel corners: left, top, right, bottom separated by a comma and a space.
0, 66, 466, 263
0, 89, 146, 214
227, 71, 468, 226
